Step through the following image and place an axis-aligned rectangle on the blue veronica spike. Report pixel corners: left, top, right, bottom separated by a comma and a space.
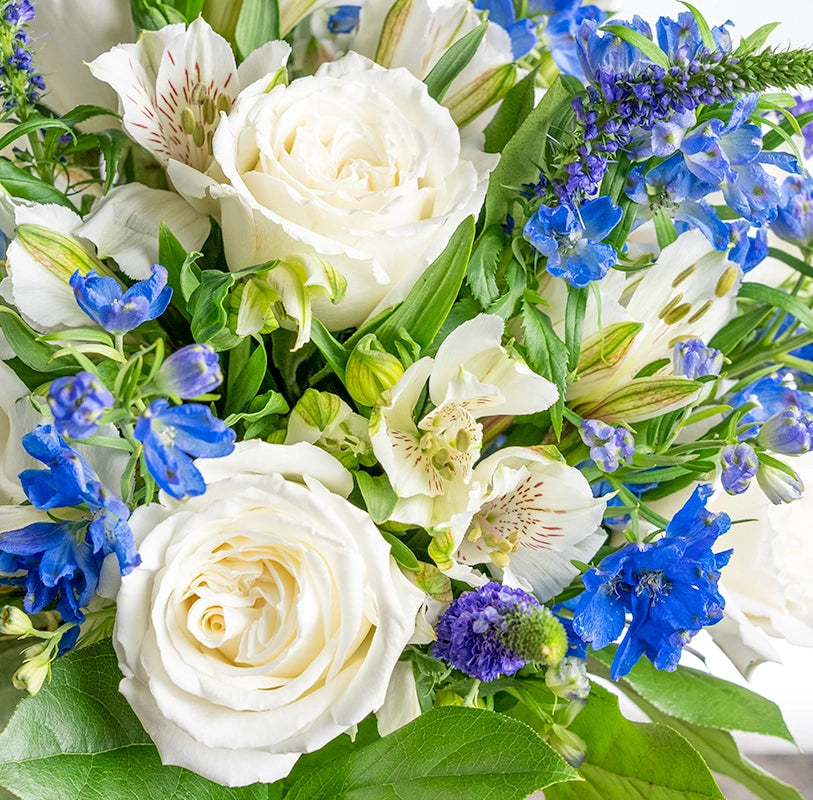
134, 399, 236, 499
70, 264, 172, 334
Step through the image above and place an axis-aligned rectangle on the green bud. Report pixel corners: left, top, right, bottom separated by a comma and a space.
577, 321, 644, 377
428, 528, 456, 572
0, 606, 33, 637
412, 562, 453, 602
374, 0, 414, 68
231, 278, 281, 337
445, 63, 517, 128
346, 334, 405, 407
433, 689, 464, 707
502, 607, 568, 667
578, 377, 702, 423
15, 224, 108, 283
12, 643, 51, 695
545, 656, 590, 701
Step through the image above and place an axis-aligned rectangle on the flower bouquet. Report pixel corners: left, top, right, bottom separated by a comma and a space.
0, 0, 810, 797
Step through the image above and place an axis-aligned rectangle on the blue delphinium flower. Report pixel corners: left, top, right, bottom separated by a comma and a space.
580, 419, 634, 472
672, 339, 723, 379
134, 399, 236, 499
154, 344, 223, 399
792, 96, 813, 161
432, 582, 568, 681
572, 485, 731, 679
625, 155, 728, 250
727, 373, 813, 438
720, 443, 758, 495
655, 11, 732, 61
542, 2, 605, 78
18, 425, 139, 574
48, 371, 114, 439
326, 5, 360, 34
524, 196, 621, 287
771, 174, 813, 254
727, 220, 768, 273
575, 15, 653, 79
757, 406, 813, 455
474, 0, 537, 59
70, 265, 172, 335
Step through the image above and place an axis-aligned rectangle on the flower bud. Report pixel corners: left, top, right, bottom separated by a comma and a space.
445, 63, 517, 128
12, 643, 51, 695
546, 721, 587, 768
545, 656, 590, 701
577, 322, 643, 377
580, 419, 634, 472
48, 371, 115, 439
0, 605, 34, 637
374, 0, 414, 68
229, 278, 281, 338
672, 338, 724, 379
15, 224, 107, 283
345, 334, 405, 406
757, 406, 813, 455
720, 442, 758, 495
580, 377, 702, 423
154, 344, 223, 398
756, 461, 804, 504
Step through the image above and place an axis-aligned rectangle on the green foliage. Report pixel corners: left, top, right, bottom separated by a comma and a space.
424, 23, 487, 102
0, 307, 69, 376
546, 685, 725, 800
283, 706, 579, 800
0, 159, 77, 210
354, 471, 398, 525
600, 24, 670, 68
483, 69, 538, 154
225, 337, 268, 414
0, 642, 278, 800
234, 0, 280, 60
129, 0, 187, 29
564, 287, 587, 373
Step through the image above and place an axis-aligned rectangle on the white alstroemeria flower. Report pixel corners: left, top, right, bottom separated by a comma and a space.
3, 186, 209, 331
541, 230, 742, 421
456, 447, 607, 601
370, 315, 558, 532
88, 17, 291, 172
350, 0, 516, 133
0, 363, 42, 505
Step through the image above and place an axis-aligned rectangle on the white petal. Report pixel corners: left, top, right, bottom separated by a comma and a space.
375, 662, 421, 737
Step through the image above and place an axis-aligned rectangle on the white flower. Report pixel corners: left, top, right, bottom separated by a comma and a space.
203, 0, 337, 40
110, 440, 424, 787
370, 315, 558, 532
457, 446, 607, 601
0, 363, 41, 504
171, 51, 498, 331
708, 453, 813, 670
32, 0, 135, 125
3, 186, 209, 331
88, 17, 291, 172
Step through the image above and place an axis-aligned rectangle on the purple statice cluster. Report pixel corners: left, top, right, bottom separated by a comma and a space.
432, 582, 568, 681
0, 0, 45, 110
572, 485, 731, 679
580, 419, 634, 472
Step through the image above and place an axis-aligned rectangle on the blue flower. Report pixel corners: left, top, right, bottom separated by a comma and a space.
727, 220, 768, 273
727, 373, 813, 438
575, 15, 653, 79
326, 5, 360, 34
757, 406, 813, 455
48, 371, 114, 439
432, 582, 568, 681
580, 419, 634, 472
524, 197, 621, 287
720, 443, 758, 495
3, 1, 34, 26
542, 4, 605, 78
572, 485, 731, 679
655, 12, 732, 61
134, 399, 236, 499
771, 174, 813, 253
154, 344, 223, 399
756, 461, 803, 504
474, 0, 537, 59
70, 265, 172, 335
672, 339, 723, 379
18, 425, 139, 574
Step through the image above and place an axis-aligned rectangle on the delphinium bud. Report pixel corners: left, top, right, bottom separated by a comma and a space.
720, 443, 758, 495
154, 344, 223, 398
580, 419, 635, 472
48, 371, 114, 439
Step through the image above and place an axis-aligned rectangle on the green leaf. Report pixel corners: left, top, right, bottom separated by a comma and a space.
739, 281, 813, 332
600, 25, 670, 68
226, 338, 268, 414
310, 318, 349, 382
354, 471, 398, 525
0, 641, 279, 800
589, 648, 795, 742
546, 684, 725, 800
95, 130, 129, 194
376, 217, 475, 353
466, 226, 504, 308
424, 22, 488, 103
234, 0, 280, 60
0, 119, 74, 154
283, 706, 578, 800
157, 222, 198, 321
678, 2, 715, 50
736, 22, 781, 56
564, 287, 587, 373
484, 75, 581, 229
521, 301, 567, 437
708, 306, 772, 354
483, 68, 537, 154
767, 246, 813, 279
188, 271, 239, 349
0, 307, 67, 374
0, 159, 77, 211
129, 0, 186, 29
380, 531, 421, 572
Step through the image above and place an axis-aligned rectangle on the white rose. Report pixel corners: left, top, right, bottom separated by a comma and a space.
111, 440, 424, 787
171, 52, 497, 330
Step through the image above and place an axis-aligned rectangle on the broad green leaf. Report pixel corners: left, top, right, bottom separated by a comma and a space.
589, 649, 795, 742
466, 225, 504, 308
708, 306, 772, 354
376, 217, 475, 353
283, 706, 579, 800
188, 271, 239, 349
424, 22, 487, 102
0, 307, 68, 374
354, 471, 398, 525
521, 301, 567, 437
157, 222, 197, 321
739, 281, 813, 332
0, 639, 25, 800
484, 75, 582, 229
0, 641, 280, 800
226, 338, 268, 414
235, 0, 280, 59
483, 68, 537, 154
0, 159, 77, 211
128, 0, 186, 30
546, 685, 724, 800
380, 531, 421, 572
600, 25, 669, 68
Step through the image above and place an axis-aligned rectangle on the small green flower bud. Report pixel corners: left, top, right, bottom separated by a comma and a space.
12, 644, 51, 695
346, 334, 405, 406
0, 606, 34, 637
15, 224, 108, 283
444, 63, 517, 128
427, 528, 456, 572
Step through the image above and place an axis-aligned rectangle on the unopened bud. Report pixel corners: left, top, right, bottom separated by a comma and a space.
0, 606, 34, 637
15, 224, 107, 283
346, 334, 405, 407
12, 644, 51, 695
374, 0, 414, 68
545, 656, 590, 701
756, 461, 804, 504
445, 63, 517, 128
428, 528, 456, 572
